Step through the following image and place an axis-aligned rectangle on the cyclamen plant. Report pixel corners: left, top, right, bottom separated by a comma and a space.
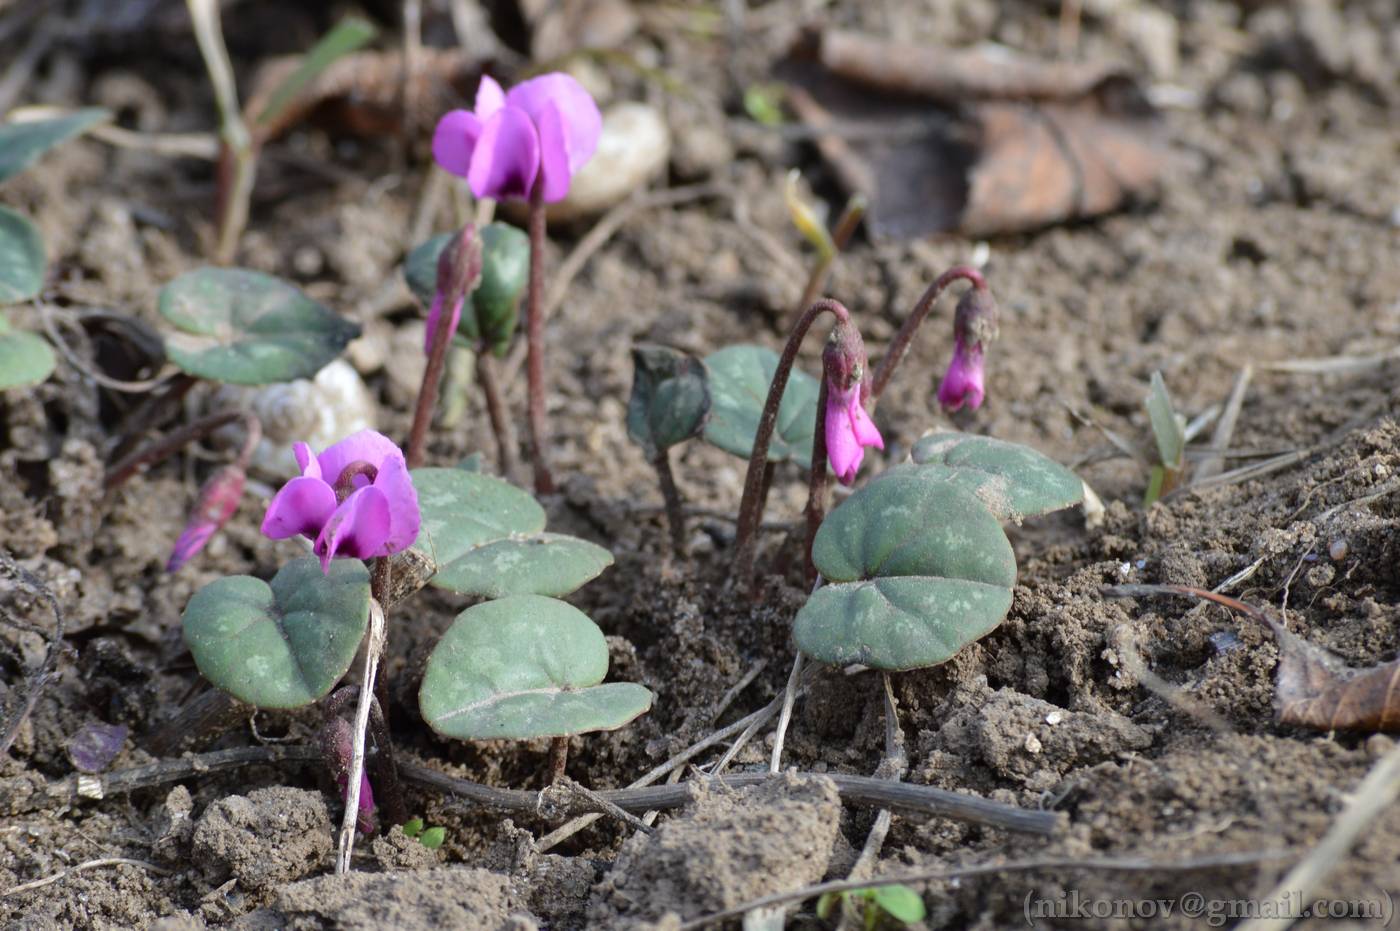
432, 73, 602, 493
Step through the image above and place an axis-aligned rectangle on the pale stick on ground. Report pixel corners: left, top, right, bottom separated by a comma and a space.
336, 598, 385, 874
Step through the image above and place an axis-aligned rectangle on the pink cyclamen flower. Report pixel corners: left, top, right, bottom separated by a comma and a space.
261, 430, 421, 573
825, 380, 885, 485
168, 464, 246, 572
432, 73, 602, 203
936, 337, 985, 412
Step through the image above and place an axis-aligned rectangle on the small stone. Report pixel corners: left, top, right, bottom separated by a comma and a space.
1024, 734, 1043, 754
1329, 538, 1349, 562
546, 104, 670, 222
1044, 711, 1063, 726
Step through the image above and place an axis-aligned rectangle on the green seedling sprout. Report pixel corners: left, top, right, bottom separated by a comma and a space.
1144, 370, 1187, 504
400, 817, 446, 849
817, 884, 927, 929
185, 1, 375, 264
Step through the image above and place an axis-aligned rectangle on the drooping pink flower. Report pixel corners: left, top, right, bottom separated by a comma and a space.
432, 73, 602, 203
167, 464, 246, 572
825, 380, 885, 485
936, 337, 985, 412
261, 430, 420, 573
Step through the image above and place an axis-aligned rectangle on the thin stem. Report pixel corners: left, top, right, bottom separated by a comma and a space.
476, 353, 516, 479
525, 187, 555, 493
653, 448, 687, 558
405, 296, 459, 471
336, 599, 383, 873
365, 692, 407, 827
732, 299, 851, 586
769, 652, 805, 774
869, 265, 987, 403
548, 736, 569, 784
186, 0, 254, 264
105, 409, 261, 489
802, 375, 831, 584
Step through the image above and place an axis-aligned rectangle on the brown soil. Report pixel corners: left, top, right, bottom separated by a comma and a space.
3, 0, 1400, 928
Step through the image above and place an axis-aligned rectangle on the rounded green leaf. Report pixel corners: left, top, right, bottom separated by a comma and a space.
910, 432, 1083, 521
404, 223, 529, 356
0, 206, 45, 304
702, 345, 819, 467
420, 595, 654, 740
410, 467, 547, 570
0, 108, 110, 184
795, 472, 1016, 670
182, 557, 371, 709
0, 317, 56, 388
158, 267, 361, 384
430, 532, 613, 598
627, 345, 710, 458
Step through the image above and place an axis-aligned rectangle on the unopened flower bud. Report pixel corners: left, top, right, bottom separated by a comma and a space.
167, 464, 246, 572
823, 321, 883, 485
938, 287, 999, 413
318, 716, 376, 835
425, 224, 484, 355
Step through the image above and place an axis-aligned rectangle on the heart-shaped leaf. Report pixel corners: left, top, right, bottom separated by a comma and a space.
182, 557, 371, 709
430, 532, 613, 599
908, 432, 1083, 521
0, 316, 56, 389
405, 223, 529, 356
794, 471, 1016, 670
627, 344, 710, 458
420, 595, 653, 740
0, 206, 45, 304
0, 108, 109, 184
702, 345, 819, 467
409, 466, 545, 565
159, 267, 361, 384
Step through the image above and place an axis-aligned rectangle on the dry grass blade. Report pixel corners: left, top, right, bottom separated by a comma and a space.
1194, 365, 1252, 482
1258, 346, 1400, 375
2, 858, 171, 898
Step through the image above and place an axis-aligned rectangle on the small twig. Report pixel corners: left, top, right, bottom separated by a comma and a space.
2, 858, 171, 899
1237, 742, 1400, 931
38, 303, 176, 394
770, 652, 805, 773
0, 552, 65, 757
105, 409, 260, 489
1193, 366, 1252, 483
710, 660, 766, 724
678, 849, 1295, 930
24, 743, 1059, 835
549, 777, 654, 835
337, 599, 385, 873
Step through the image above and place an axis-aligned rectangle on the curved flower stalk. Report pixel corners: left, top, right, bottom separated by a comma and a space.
869, 266, 998, 412
261, 429, 421, 573
432, 74, 603, 493
408, 226, 482, 470
733, 299, 882, 587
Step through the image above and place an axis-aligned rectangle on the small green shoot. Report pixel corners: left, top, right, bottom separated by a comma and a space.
1144, 370, 1187, 504
817, 884, 927, 929
400, 817, 446, 849
743, 83, 786, 127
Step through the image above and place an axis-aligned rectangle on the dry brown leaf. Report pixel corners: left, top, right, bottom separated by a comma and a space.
780, 28, 1171, 238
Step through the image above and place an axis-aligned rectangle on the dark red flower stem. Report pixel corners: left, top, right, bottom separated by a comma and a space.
406, 302, 458, 471
323, 681, 407, 830
652, 448, 686, 558
869, 266, 988, 404
732, 298, 852, 587
525, 187, 555, 493
802, 374, 832, 584
104, 408, 261, 489
476, 353, 517, 479
548, 735, 569, 784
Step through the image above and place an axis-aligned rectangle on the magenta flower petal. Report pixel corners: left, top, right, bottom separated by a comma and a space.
826, 400, 864, 485
475, 74, 505, 119
468, 107, 540, 201
371, 453, 421, 555
262, 475, 338, 540
293, 442, 321, 479
506, 73, 601, 174
534, 100, 574, 203
849, 400, 885, 450
432, 109, 482, 178
937, 338, 985, 412
315, 486, 392, 571
423, 294, 464, 355
316, 430, 403, 491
